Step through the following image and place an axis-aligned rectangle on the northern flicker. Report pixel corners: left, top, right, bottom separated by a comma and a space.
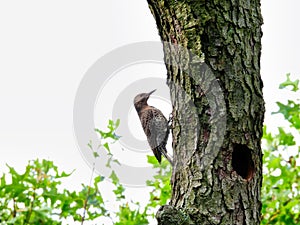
134, 89, 173, 165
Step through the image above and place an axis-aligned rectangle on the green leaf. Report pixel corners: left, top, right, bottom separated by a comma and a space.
147, 155, 159, 166
277, 127, 296, 146
279, 73, 299, 91
0, 174, 6, 186
113, 159, 121, 166
115, 118, 120, 128
93, 151, 100, 158
272, 100, 300, 131
103, 142, 110, 152
94, 175, 105, 184
87, 140, 93, 150
109, 171, 119, 184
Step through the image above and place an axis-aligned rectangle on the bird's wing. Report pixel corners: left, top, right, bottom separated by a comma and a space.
147, 108, 169, 151
139, 107, 170, 163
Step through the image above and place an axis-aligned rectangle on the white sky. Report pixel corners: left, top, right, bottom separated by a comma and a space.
0, 0, 299, 223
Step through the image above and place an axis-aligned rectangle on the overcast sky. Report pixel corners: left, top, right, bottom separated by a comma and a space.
0, 1, 299, 222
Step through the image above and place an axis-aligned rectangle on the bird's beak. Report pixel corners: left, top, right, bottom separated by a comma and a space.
148, 89, 156, 96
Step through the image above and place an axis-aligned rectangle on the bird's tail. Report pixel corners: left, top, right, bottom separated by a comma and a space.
159, 148, 173, 166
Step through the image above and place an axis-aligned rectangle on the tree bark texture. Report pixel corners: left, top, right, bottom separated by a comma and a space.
146, 1, 264, 225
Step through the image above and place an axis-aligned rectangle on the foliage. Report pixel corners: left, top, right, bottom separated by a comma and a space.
146, 156, 172, 209
0, 120, 122, 225
0, 159, 107, 225
261, 74, 300, 225
113, 156, 171, 224
0, 157, 157, 225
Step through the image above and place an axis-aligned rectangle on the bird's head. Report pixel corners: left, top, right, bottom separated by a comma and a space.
133, 89, 156, 111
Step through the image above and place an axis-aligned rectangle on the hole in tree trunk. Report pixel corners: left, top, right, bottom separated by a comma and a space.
232, 144, 254, 180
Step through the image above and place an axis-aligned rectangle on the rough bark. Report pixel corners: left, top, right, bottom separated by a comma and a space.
146, 1, 264, 224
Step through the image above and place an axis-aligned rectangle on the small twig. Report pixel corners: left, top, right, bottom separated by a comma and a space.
24, 187, 36, 225
81, 162, 95, 225
12, 198, 17, 217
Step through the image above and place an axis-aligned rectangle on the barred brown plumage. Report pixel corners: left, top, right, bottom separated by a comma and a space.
134, 90, 173, 165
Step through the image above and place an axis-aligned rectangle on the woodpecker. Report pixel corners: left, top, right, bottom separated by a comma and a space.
134, 90, 173, 165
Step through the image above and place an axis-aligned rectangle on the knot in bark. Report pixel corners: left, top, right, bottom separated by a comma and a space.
156, 205, 193, 225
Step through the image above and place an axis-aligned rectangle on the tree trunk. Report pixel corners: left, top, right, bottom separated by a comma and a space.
146, 1, 264, 224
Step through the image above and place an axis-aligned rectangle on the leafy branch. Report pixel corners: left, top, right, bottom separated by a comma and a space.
261, 74, 300, 225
